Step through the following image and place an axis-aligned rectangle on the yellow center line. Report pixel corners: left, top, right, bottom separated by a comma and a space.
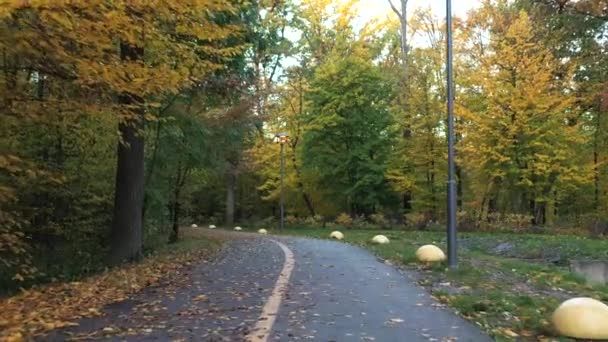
248, 239, 295, 342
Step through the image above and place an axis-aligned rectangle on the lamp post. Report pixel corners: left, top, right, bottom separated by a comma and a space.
446, 0, 458, 268
275, 132, 289, 230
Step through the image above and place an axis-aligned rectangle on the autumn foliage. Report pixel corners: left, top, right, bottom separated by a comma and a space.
0, 0, 606, 336
0, 0, 246, 289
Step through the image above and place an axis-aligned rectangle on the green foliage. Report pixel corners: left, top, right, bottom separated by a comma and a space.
302, 54, 396, 215
0, 0, 260, 291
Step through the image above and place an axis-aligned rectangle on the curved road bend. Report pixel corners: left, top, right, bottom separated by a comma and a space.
45, 236, 490, 341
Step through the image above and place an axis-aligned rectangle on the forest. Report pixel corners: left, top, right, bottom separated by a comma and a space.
0, 0, 606, 293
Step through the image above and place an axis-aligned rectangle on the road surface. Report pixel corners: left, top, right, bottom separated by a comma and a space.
45, 235, 490, 341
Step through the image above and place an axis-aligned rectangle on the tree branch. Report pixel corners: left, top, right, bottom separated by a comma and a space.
388, 0, 403, 19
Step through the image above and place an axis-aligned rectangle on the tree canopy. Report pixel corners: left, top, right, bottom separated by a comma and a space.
1, 0, 607, 293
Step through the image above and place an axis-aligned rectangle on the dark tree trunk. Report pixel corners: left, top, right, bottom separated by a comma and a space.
289, 144, 315, 216
534, 201, 546, 225
169, 162, 184, 244
108, 41, 144, 265
142, 95, 178, 219
403, 191, 412, 212
302, 193, 315, 217
142, 119, 163, 219
225, 170, 236, 225
169, 195, 180, 243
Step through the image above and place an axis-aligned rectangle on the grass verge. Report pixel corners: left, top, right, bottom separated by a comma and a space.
276, 227, 608, 341
0, 227, 224, 341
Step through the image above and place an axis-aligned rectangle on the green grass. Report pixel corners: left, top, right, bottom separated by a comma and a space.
275, 227, 608, 341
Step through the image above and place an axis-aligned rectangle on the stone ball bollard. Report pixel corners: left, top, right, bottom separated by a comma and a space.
371, 235, 390, 244
552, 297, 608, 340
415, 245, 446, 263
329, 231, 344, 240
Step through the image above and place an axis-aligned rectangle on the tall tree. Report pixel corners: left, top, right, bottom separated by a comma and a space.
302, 53, 395, 216
459, 9, 590, 223
0, 1, 244, 266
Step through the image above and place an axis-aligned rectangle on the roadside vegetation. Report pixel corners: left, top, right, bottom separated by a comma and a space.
0, 228, 223, 341
1, 0, 606, 340
273, 226, 608, 341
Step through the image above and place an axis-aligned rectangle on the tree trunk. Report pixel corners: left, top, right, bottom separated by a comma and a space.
290, 145, 315, 216
169, 162, 183, 244
403, 192, 412, 212
398, 0, 408, 60
108, 41, 144, 265
388, 0, 409, 64
169, 195, 180, 243
225, 171, 236, 225
534, 201, 546, 225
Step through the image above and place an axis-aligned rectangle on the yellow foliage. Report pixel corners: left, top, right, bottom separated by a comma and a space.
335, 213, 353, 227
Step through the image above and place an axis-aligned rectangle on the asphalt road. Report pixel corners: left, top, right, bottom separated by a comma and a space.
45, 235, 490, 341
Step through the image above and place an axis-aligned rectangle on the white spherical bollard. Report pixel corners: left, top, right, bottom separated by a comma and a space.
415, 245, 446, 263
330, 231, 344, 240
190, 224, 198, 228
208, 225, 216, 229
371, 235, 390, 244
552, 297, 608, 340
234, 226, 242, 231
258, 228, 268, 235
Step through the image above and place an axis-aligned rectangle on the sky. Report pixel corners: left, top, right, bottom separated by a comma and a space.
356, 0, 482, 22
280, 0, 483, 70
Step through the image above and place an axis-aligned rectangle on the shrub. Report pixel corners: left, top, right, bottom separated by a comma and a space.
503, 213, 533, 232
303, 216, 316, 225
353, 219, 374, 230
404, 212, 430, 230
303, 215, 324, 226
457, 210, 478, 232
370, 213, 388, 227
335, 213, 353, 228
285, 215, 299, 225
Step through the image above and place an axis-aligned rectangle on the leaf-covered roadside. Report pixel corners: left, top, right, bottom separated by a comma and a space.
0, 229, 224, 341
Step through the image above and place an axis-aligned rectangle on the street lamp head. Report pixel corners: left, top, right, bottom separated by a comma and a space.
274, 132, 289, 145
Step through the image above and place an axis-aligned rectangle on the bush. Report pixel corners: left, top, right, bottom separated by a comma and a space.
457, 210, 478, 232
335, 213, 353, 228
404, 212, 431, 230
285, 215, 299, 225
370, 213, 388, 227
303, 215, 324, 226
353, 216, 375, 229
503, 213, 533, 232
